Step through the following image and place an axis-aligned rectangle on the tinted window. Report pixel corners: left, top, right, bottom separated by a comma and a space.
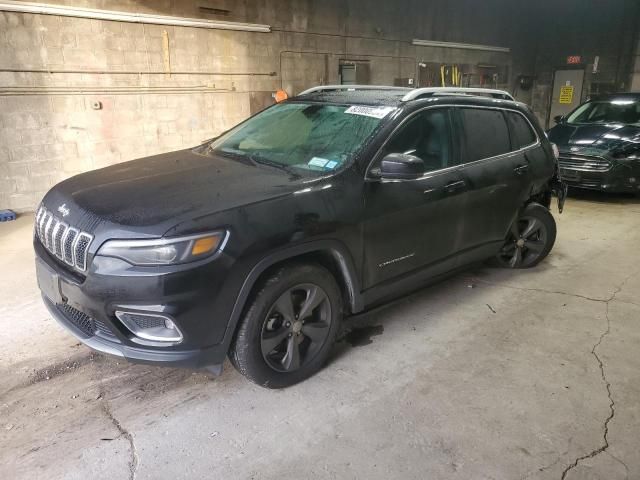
506, 112, 537, 149
380, 109, 453, 172
460, 108, 510, 162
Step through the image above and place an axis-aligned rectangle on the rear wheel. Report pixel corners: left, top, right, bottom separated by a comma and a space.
496, 203, 557, 268
229, 263, 342, 388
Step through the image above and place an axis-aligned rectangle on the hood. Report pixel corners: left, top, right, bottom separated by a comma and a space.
42, 148, 309, 235
548, 123, 640, 153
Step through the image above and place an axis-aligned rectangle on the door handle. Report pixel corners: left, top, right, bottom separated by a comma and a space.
514, 164, 530, 176
443, 180, 466, 194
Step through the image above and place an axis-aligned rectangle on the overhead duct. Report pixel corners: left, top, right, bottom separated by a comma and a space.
0, 0, 271, 32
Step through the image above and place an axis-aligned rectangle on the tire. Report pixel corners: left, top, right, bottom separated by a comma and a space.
495, 202, 557, 269
229, 263, 343, 388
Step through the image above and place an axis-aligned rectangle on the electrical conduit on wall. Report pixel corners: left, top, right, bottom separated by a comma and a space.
0, 0, 271, 32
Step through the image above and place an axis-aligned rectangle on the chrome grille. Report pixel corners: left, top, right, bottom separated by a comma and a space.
558, 154, 611, 172
52, 221, 67, 258
35, 206, 93, 272
64, 228, 78, 265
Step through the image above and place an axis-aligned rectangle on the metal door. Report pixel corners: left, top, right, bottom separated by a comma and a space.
548, 69, 584, 126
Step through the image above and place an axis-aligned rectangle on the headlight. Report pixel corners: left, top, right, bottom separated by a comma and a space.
97, 231, 227, 266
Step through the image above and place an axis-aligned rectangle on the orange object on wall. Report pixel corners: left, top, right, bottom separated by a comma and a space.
274, 90, 289, 103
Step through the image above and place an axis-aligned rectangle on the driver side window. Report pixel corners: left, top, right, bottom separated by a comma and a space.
379, 108, 453, 172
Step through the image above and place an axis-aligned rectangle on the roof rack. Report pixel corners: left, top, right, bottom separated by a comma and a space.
296, 85, 515, 102
401, 87, 514, 102
297, 85, 409, 96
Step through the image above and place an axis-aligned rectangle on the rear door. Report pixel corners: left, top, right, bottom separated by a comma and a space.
455, 107, 534, 262
362, 107, 467, 289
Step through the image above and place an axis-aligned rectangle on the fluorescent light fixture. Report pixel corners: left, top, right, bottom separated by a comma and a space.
611, 99, 634, 105
0, 0, 271, 32
412, 39, 510, 53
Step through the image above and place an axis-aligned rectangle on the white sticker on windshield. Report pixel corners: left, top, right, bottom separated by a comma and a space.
308, 157, 329, 168
344, 106, 396, 119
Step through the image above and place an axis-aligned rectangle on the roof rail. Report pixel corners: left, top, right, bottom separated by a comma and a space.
401, 87, 515, 102
297, 85, 409, 96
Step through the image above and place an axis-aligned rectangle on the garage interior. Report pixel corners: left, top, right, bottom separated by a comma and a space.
1, 0, 640, 479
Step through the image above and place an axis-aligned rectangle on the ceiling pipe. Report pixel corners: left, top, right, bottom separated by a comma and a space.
412, 39, 510, 53
0, 0, 271, 32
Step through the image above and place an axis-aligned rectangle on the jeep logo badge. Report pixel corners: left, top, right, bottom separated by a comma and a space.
57, 204, 70, 217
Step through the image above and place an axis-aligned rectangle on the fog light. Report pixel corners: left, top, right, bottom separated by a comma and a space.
115, 311, 183, 344
629, 177, 636, 183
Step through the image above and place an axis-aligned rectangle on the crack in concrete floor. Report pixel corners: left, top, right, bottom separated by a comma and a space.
101, 394, 139, 480
558, 270, 638, 480
468, 269, 640, 480
559, 301, 615, 479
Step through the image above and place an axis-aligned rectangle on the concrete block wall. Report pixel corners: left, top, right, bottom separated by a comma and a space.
0, 9, 278, 211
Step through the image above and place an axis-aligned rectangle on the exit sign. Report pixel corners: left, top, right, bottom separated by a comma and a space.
567, 56, 582, 65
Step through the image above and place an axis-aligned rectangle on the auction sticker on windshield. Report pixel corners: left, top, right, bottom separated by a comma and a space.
308, 157, 340, 169
345, 106, 396, 119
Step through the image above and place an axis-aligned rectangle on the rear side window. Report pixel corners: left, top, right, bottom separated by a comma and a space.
459, 108, 510, 162
506, 112, 537, 149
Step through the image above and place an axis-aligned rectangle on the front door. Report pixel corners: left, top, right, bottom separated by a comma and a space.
362, 107, 466, 289
548, 69, 584, 127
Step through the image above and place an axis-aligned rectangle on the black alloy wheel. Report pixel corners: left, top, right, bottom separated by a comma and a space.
260, 284, 332, 372
496, 203, 557, 269
229, 263, 342, 388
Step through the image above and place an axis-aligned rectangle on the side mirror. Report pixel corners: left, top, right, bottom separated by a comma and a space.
553, 115, 564, 124
379, 153, 424, 179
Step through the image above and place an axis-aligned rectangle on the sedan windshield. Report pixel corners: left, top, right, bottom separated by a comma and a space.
206, 102, 392, 173
566, 99, 640, 126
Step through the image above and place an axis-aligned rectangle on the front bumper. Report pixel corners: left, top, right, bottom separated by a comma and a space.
34, 239, 240, 371
42, 295, 224, 368
559, 164, 640, 193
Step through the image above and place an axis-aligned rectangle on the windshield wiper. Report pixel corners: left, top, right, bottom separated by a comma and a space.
213, 147, 257, 166
209, 147, 298, 175
249, 154, 295, 173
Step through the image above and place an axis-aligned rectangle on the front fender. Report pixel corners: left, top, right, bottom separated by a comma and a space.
218, 239, 363, 354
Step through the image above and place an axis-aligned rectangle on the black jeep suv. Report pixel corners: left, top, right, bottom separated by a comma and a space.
35, 86, 564, 388
548, 92, 640, 193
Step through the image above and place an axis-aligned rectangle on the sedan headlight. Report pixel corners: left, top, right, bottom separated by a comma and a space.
97, 231, 228, 266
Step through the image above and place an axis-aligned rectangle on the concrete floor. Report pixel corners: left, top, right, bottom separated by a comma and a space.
1, 191, 639, 480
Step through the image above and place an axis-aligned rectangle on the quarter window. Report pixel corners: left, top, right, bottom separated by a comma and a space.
460, 108, 511, 162
506, 111, 537, 149
379, 109, 453, 172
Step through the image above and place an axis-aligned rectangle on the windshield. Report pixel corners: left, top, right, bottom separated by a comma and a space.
207, 102, 392, 173
566, 99, 640, 126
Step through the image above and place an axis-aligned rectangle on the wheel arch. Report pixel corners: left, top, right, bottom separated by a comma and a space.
220, 240, 363, 353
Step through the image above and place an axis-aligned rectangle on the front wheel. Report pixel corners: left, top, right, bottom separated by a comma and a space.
495, 202, 557, 269
229, 263, 342, 388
